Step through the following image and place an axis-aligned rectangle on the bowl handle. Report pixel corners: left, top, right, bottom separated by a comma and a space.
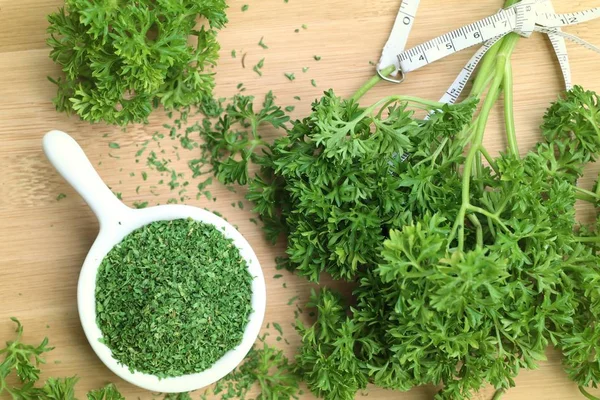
43, 130, 130, 228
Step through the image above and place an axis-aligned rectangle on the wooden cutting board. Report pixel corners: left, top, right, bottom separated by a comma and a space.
1, 0, 600, 399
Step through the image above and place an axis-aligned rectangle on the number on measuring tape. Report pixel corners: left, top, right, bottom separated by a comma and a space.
398, 7, 518, 73
378, 0, 600, 105
538, 8, 600, 27
378, 0, 421, 74
439, 35, 506, 104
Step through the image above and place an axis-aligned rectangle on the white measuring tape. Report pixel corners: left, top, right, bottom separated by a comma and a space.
378, 0, 422, 78
378, 0, 600, 104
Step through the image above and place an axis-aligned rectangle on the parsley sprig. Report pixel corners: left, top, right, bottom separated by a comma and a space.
0, 318, 125, 399
47, 0, 227, 125
201, 91, 289, 186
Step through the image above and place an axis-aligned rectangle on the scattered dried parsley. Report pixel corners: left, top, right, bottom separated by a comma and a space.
293, 96, 301, 101
313, 55, 321, 61
284, 73, 295, 81
311, 79, 317, 87
273, 322, 283, 336
95, 219, 253, 378
302, 67, 309, 73
135, 143, 148, 157
108, 142, 120, 149
132, 201, 148, 209
197, 177, 213, 192
258, 37, 268, 49
231, 49, 236, 58
253, 58, 265, 76
241, 4, 249, 11
285, 106, 295, 112
56, 193, 66, 201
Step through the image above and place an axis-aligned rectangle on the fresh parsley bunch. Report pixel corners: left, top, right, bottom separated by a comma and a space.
0, 318, 124, 399
47, 0, 227, 126
202, 32, 600, 400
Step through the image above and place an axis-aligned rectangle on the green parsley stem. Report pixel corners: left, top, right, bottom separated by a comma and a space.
468, 214, 484, 248
470, 0, 519, 94
575, 187, 600, 203
352, 65, 396, 102
368, 95, 448, 114
579, 386, 600, 400
467, 205, 510, 232
479, 146, 499, 174
503, 55, 518, 157
414, 137, 449, 169
492, 389, 505, 400
575, 236, 600, 243
471, 53, 500, 98
450, 32, 519, 250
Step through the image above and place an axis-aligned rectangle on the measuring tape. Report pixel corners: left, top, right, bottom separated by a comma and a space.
378, 0, 600, 104
543, 0, 571, 90
378, 0, 421, 79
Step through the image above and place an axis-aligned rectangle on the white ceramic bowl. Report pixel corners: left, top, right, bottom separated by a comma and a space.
43, 130, 266, 393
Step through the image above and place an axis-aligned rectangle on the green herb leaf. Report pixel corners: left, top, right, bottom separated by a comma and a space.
132, 201, 148, 209
253, 58, 265, 77
47, 0, 227, 126
258, 37, 268, 49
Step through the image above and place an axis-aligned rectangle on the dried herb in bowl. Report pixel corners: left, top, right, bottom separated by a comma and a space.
95, 218, 253, 378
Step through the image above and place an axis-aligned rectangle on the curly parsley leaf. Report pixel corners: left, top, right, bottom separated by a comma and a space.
47, 0, 227, 126
200, 91, 289, 185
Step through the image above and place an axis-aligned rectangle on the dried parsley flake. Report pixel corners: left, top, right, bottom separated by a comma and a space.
95, 218, 254, 378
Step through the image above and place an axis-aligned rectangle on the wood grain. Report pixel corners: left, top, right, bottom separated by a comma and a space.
1, 0, 600, 399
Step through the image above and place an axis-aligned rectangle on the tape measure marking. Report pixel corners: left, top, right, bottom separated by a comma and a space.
543, 0, 572, 90
537, 8, 600, 27
378, 0, 600, 106
378, 0, 421, 75
439, 35, 507, 104
398, 8, 518, 73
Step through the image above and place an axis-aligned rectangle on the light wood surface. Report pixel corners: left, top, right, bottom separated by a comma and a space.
2, 0, 600, 399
